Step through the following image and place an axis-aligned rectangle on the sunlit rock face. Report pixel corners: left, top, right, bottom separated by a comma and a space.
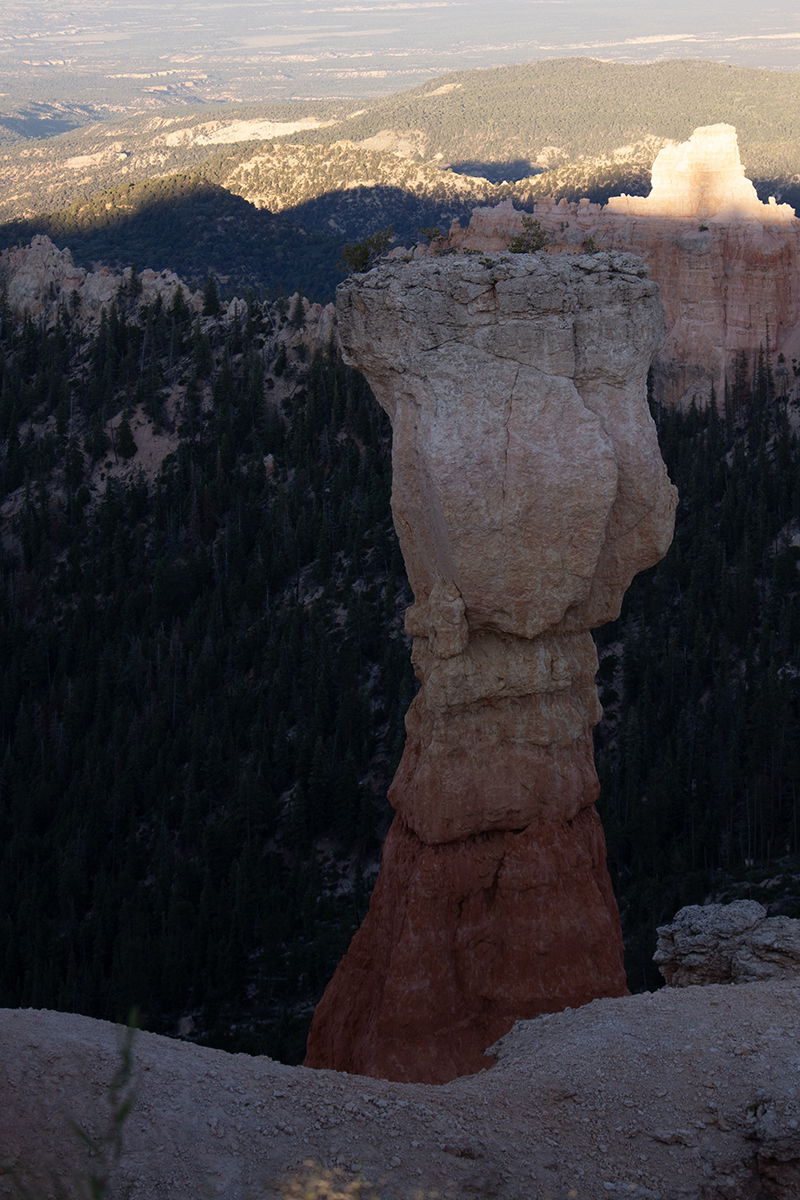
439, 126, 800, 409
606, 123, 795, 223
305, 252, 676, 1083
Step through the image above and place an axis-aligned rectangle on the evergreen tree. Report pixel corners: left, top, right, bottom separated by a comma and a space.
115, 417, 137, 460
202, 275, 221, 317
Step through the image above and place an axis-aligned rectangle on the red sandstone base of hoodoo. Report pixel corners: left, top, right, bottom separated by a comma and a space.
306, 808, 625, 1083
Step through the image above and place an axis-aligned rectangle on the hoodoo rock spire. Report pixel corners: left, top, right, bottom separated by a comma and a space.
306, 251, 677, 1083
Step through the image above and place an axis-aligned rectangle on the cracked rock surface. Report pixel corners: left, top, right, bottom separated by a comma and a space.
655, 901, 800, 986
306, 253, 676, 1082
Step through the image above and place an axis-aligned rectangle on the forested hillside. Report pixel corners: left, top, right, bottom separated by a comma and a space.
597, 370, 800, 987
2, 58, 800, 301
4, 58, 800, 215
0, 179, 350, 303
323, 58, 800, 179
0, 278, 412, 1060
1, 262, 798, 1059
0, 163, 496, 303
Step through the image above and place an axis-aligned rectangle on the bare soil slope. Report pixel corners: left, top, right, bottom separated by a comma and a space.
1, 982, 798, 1199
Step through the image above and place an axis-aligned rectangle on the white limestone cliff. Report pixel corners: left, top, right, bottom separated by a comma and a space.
606, 124, 795, 223
436, 125, 800, 408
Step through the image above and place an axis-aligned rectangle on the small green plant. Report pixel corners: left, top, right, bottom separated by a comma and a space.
340, 226, 394, 273
202, 274, 221, 317
114, 417, 137, 461
70, 1016, 138, 1199
280, 1162, 379, 1200
508, 215, 548, 253
2, 1015, 138, 1200
273, 344, 288, 376
288, 293, 306, 328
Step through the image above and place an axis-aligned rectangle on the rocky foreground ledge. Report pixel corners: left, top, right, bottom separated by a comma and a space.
2, 983, 798, 1199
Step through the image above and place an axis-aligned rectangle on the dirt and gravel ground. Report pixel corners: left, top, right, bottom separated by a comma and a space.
1, 981, 798, 1200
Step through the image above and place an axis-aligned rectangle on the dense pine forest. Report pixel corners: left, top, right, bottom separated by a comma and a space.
0, 264, 798, 1060
597, 364, 800, 987
0, 281, 413, 1060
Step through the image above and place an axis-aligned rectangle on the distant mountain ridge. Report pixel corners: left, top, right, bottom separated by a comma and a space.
308, 58, 800, 170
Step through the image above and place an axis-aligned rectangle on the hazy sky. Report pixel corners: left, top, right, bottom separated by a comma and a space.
4, 0, 800, 43
3, 0, 800, 100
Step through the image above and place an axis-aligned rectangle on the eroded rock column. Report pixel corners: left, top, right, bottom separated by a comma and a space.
305, 252, 677, 1083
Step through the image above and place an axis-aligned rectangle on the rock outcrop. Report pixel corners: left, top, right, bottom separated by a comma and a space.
4, 986, 800, 1200
305, 252, 676, 1083
605, 124, 795, 224
436, 126, 800, 408
655, 901, 800, 987
0, 235, 199, 326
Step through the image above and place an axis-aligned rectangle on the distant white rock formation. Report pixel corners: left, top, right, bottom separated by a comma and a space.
606, 123, 796, 223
